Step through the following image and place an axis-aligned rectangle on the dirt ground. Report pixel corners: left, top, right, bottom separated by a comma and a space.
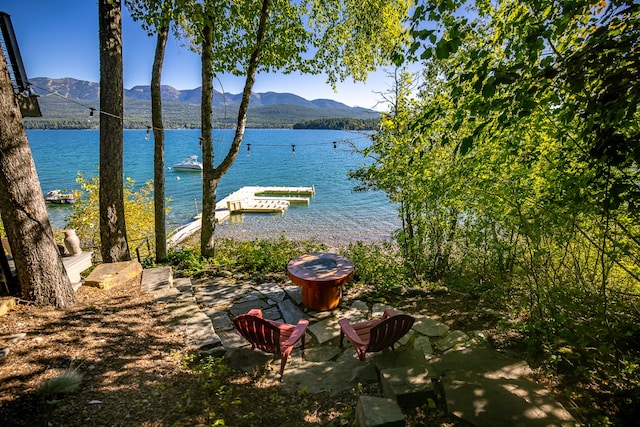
0, 277, 521, 426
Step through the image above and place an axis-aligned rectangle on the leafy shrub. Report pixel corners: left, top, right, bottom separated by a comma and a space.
341, 240, 404, 290
213, 236, 326, 274
166, 248, 209, 276
66, 173, 160, 257
167, 237, 326, 277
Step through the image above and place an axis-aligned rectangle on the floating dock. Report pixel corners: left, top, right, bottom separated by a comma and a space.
167, 185, 315, 246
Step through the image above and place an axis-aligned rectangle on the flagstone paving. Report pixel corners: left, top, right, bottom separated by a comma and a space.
141, 267, 577, 427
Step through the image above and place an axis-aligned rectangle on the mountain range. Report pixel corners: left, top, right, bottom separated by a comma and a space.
25, 77, 380, 129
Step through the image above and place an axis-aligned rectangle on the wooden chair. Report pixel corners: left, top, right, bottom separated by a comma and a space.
233, 308, 309, 380
339, 309, 415, 361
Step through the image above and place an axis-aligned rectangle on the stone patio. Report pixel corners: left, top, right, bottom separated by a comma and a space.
140, 266, 577, 427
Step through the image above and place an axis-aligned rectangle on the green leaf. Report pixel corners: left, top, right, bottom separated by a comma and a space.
449, 36, 462, 52
421, 48, 433, 60
435, 39, 450, 59
473, 78, 483, 93
460, 72, 474, 82
416, 29, 434, 40
459, 136, 473, 155
482, 81, 496, 98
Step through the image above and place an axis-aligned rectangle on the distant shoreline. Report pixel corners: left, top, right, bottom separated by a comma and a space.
24, 118, 378, 132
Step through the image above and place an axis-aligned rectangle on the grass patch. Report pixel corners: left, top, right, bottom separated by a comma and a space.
38, 368, 82, 397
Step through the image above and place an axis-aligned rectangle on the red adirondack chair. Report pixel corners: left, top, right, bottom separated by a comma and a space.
233, 308, 309, 380
338, 309, 415, 361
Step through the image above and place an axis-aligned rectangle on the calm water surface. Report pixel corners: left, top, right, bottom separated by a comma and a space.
28, 129, 400, 245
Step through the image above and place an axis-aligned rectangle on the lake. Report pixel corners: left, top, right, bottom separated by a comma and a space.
28, 129, 400, 246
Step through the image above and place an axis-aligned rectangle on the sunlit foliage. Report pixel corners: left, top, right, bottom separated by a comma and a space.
352, 1, 640, 423
66, 173, 161, 259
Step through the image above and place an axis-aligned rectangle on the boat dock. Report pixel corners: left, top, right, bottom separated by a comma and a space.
167, 185, 315, 246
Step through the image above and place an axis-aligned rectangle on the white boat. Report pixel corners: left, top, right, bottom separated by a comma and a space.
45, 190, 76, 204
173, 155, 203, 171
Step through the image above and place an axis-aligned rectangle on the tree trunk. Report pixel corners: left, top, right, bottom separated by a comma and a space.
201, 0, 271, 257
200, 16, 216, 258
152, 25, 168, 263
0, 51, 76, 308
99, 0, 130, 262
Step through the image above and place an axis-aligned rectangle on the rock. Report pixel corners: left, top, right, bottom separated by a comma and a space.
0, 297, 16, 317
141, 266, 173, 296
261, 306, 281, 321
278, 299, 305, 325
304, 346, 341, 362
84, 261, 142, 290
414, 336, 434, 357
206, 309, 234, 332
380, 366, 436, 409
356, 395, 405, 427
283, 285, 302, 305
228, 299, 269, 316
411, 316, 449, 337
224, 347, 272, 374
254, 282, 287, 302
435, 331, 470, 352
371, 303, 399, 318
350, 362, 379, 384
350, 300, 369, 314
308, 317, 341, 344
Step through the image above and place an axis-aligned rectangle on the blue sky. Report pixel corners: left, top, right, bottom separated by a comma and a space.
2, 0, 398, 110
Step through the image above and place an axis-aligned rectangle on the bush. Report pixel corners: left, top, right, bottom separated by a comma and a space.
341, 240, 404, 290
66, 173, 160, 257
167, 236, 327, 277
166, 248, 209, 276
215, 236, 326, 274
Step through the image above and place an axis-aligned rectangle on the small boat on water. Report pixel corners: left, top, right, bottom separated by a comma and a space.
45, 190, 76, 204
173, 155, 203, 171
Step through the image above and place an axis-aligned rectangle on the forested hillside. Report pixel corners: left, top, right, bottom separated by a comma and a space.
293, 118, 378, 130
24, 77, 380, 129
